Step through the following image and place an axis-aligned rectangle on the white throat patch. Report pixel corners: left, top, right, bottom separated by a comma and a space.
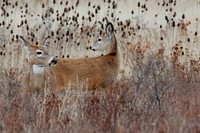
32, 65, 44, 74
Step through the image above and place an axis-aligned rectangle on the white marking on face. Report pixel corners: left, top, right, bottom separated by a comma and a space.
32, 65, 44, 74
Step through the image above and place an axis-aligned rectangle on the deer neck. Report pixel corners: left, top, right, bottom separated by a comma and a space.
32, 64, 45, 75
108, 35, 118, 56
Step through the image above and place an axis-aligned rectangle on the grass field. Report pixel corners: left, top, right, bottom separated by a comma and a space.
1, 48, 200, 132
0, 0, 200, 132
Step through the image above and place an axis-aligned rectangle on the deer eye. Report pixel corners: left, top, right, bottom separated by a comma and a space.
98, 37, 102, 42
36, 50, 43, 57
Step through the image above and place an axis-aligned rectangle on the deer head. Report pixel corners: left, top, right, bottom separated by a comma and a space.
20, 36, 57, 74
90, 22, 116, 53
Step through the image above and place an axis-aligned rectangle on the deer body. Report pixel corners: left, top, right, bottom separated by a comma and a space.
52, 53, 118, 92
21, 22, 119, 95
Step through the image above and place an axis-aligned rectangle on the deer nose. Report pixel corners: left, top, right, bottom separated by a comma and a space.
51, 58, 57, 64
51, 58, 57, 65
89, 46, 96, 51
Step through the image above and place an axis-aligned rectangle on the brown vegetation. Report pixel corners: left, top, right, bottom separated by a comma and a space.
0, 43, 200, 132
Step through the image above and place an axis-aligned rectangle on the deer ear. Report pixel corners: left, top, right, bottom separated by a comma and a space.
106, 22, 114, 36
41, 36, 50, 48
20, 36, 32, 54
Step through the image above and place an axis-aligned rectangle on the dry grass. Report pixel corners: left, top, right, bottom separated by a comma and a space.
0, 50, 200, 133
0, 0, 199, 132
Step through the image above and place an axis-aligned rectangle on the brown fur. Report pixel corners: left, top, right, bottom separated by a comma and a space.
50, 52, 119, 93
21, 23, 119, 95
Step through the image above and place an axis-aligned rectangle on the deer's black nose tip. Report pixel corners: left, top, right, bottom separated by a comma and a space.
51, 58, 57, 65
89, 46, 96, 51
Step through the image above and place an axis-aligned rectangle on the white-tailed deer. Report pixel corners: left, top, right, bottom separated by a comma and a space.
21, 22, 119, 95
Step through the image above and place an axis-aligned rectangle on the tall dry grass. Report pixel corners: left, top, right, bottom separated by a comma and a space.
0, 47, 200, 133
0, 0, 200, 132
